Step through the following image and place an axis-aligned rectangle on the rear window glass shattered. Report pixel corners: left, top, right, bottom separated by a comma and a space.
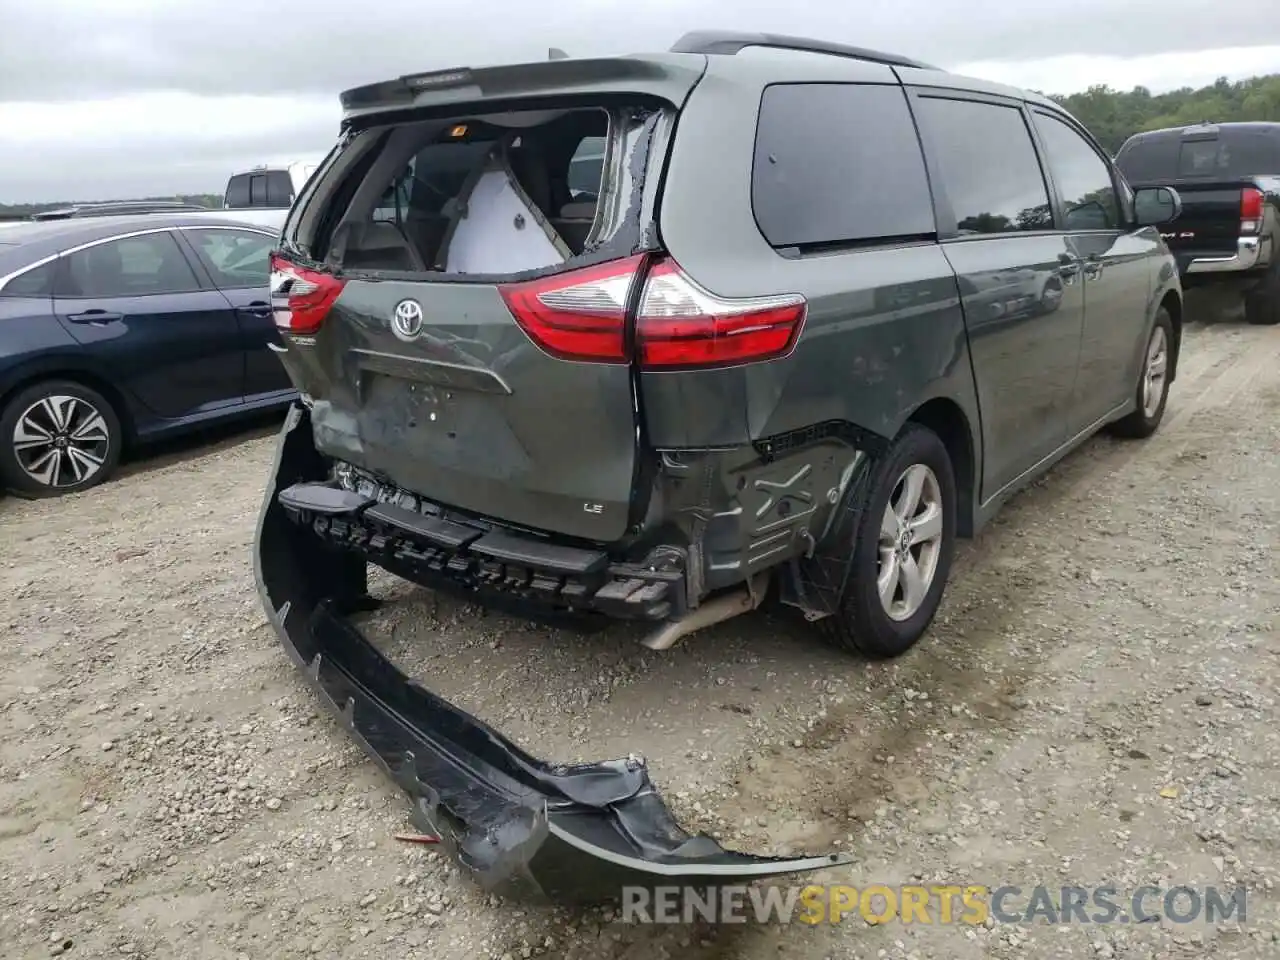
326, 109, 615, 277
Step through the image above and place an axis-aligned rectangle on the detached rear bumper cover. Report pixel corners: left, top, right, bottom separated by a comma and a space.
254, 404, 850, 903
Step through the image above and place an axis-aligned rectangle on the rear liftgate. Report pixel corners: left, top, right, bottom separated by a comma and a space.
254, 405, 852, 904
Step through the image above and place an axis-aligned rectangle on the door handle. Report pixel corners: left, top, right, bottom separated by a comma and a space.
1082, 254, 1103, 279
66, 310, 123, 325
1056, 253, 1080, 281
236, 303, 272, 319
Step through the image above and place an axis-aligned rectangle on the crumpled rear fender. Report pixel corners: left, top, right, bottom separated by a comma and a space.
253, 403, 851, 903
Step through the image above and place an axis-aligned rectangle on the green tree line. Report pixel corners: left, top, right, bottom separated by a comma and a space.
1048, 73, 1280, 154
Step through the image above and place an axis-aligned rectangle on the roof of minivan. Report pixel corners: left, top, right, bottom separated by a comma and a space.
338, 47, 1071, 126
695, 52, 1065, 113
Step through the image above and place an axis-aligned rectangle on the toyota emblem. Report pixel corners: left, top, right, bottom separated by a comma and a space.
392, 299, 424, 341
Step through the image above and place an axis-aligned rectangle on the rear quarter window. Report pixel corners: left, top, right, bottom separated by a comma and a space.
751, 83, 935, 249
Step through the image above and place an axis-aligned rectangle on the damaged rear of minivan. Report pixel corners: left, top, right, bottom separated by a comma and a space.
279, 70, 687, 550
256, 51, 857, 902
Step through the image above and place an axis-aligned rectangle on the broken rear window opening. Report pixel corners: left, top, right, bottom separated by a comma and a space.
310, 105, 658, 280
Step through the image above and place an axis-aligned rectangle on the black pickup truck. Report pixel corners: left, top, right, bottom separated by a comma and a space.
1115, 121, 1279, 325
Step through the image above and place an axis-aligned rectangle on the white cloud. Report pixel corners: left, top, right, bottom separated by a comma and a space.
953, 45, 1280, 95
0, 93, 338, 203
0, 91, 336, 147
2, 46, 1279, 203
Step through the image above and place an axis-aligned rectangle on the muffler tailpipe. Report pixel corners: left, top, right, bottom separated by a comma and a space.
641, 574, 768, 651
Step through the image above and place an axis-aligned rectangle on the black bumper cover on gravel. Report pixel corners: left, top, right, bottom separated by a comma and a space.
253, 404, 850, 904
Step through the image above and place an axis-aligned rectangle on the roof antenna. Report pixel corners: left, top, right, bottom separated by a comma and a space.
548, 47, 569, 60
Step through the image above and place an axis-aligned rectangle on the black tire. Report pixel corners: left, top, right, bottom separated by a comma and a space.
1108, 308, 1174, 439
1244, 261, 1280, 326
818, 423, 957, 659
0, 379, 123, 498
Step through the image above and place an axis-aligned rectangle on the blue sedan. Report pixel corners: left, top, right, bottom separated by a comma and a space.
0, 214, 294, 497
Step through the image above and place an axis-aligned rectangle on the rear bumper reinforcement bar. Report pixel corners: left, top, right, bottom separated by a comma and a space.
276, 474, 686, 623
254, 403, 850, 903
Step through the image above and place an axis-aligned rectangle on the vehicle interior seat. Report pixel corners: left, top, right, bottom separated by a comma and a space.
70, 243, 125, 296
509, 145, 596, 254
68, 239, 196, 296
554, 201, 597, 251
340, 221, 428, 272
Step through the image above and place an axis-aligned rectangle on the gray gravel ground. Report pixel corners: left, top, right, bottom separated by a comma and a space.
0, 313, 1277, 960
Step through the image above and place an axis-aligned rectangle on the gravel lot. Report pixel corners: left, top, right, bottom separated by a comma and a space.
1, 314, 1277, 960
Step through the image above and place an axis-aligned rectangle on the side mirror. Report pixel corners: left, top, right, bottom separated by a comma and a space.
1134, 186, 1182, 226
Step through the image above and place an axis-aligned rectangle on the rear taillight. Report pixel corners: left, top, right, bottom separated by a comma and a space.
635, 261, 806, 369
499, 256, 807, 369
498, 255, 640, 363
270, 254, 347, 336
1241, 187, 1264, 235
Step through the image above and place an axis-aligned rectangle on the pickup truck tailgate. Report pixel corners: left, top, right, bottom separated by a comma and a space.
1155, 183, 1243, 258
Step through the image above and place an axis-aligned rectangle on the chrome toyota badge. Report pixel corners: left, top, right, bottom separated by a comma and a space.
392, 299, 424, 341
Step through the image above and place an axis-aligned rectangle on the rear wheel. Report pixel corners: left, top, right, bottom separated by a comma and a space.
819, 424, 957, 659
0, 380, 123, 498
1108, 308, 1173, 439
1244, 261, 1280, 326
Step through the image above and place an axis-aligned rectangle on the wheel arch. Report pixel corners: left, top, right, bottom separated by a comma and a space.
1159, 288, 1183, 380
902, 396, 977, 538
0, 362, 138, 445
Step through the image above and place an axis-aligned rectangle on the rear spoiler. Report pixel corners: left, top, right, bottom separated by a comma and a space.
339, 55, 706, 122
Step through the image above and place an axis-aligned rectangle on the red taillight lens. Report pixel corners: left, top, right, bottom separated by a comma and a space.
1241, 187, 1264, 220
498, 255, 641, 363
270, 253, 347, 336
499, 255, 808, 368
636, 260, 807, 369
1241, 187, 1264, 235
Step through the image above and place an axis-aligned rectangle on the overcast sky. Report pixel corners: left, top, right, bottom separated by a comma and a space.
2, 0, 1279, 203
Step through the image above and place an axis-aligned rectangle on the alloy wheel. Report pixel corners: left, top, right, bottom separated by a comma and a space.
877, 463, 944, 622
1141, 325, 1169, 419
12, 394, 111, 489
